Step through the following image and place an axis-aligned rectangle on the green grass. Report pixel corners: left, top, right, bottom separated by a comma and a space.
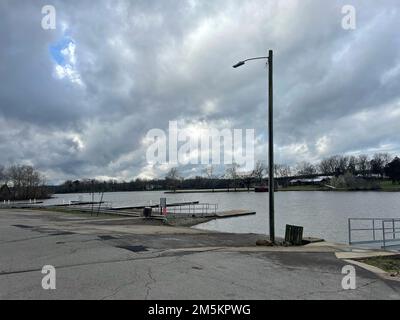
280, 181, 400, 192
379, 180, 400, 191
359, 255, 400, 274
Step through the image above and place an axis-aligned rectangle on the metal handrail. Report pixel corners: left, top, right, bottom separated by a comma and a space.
349, 218, 400, 248
153, 203, 218, 217
382, 219, 400, 248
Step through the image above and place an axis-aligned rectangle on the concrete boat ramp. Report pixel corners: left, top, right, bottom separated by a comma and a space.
2, 199, 256, 220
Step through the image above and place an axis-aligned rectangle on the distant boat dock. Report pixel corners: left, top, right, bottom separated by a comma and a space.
1, 198, 256, 220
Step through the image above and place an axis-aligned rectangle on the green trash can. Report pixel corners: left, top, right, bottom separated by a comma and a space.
285, 225, 304, 246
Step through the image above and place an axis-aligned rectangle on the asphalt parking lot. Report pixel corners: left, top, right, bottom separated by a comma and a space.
1, 209, 399, 300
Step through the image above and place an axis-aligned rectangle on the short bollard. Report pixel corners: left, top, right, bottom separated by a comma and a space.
143, 207, 152, 218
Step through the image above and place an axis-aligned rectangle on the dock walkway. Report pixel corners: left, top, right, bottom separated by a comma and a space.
216, 210, 256, 218
111, 201, 199, 211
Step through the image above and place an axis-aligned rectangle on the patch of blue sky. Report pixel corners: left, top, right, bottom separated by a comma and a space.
49, 36, 74, 66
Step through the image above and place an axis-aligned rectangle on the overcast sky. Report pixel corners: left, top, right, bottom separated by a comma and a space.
1, 0, 399, 184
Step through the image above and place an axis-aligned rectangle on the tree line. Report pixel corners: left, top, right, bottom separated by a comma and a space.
3, 153, 399, 199
294, 153, 395, 178
54, 153, 400, 194
0, 165, 51, 201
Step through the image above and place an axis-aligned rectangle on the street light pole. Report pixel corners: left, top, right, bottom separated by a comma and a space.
233, 50, 275, 243
267, 50, 275, 243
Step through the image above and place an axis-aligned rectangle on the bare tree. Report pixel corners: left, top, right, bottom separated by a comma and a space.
347, 156, 357, 175
384, 157, 400, 184
337, 156, 349, 175
252, 161, 266, 184
319, 155, 345, 175
274, 164, 292, 187
319, 158, 333, 175
296, 161, 316, 176
226, 163, 240, 192
0, 165, 6, 185
165, 167, 181, 192
202, 165, 217, 192
3, 165, 48, 200
370, 153, 392, 178
243, 172, 254, 192
203, 165, 214, 179
281, 165, 292, 178
356, 154, 370, 177
274, 164, 292, 178
274, 164, 281, 178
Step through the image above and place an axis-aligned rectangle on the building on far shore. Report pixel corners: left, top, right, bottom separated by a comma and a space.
289, 176, 332, 186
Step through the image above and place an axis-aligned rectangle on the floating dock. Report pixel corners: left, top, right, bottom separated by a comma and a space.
216, 210, 256, 218
111, 201, 200, 211
53, 201, 105, 207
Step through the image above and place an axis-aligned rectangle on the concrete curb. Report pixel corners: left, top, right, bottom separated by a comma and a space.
343, 258, 400, 282
163, 245, 336, 254
335, 251, 397, 260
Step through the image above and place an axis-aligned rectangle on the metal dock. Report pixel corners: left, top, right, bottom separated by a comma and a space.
111, 201, 200, 211
153, 203, 256, 219
216, 210, 256, 218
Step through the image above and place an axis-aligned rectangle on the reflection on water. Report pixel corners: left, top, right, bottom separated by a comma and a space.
45, 191, 400, 244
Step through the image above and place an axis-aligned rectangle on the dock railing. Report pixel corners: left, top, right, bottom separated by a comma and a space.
348, 218, 400, 248
154, 203, 218, 218
382, 219, 400, 248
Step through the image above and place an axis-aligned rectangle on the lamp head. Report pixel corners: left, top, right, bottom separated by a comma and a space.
232, 61, 245, 68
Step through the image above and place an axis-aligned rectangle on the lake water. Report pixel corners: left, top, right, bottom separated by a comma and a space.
44, 191, 400, 244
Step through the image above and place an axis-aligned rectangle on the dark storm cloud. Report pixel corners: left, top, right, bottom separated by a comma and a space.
0, 0, 399, 183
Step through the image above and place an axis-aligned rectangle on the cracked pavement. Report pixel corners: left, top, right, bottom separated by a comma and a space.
0, 209, 399, 300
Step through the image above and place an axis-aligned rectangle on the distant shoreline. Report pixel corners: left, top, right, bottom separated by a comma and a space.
165, 186, 400, 194
47, 183, 400, 196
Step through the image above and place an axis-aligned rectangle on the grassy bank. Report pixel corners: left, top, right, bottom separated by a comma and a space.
359, 255, 400, 275
379, 181, 400, 191
278, 181, 400, 192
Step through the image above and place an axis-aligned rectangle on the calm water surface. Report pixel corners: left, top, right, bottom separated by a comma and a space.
45, 191, 400, 244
